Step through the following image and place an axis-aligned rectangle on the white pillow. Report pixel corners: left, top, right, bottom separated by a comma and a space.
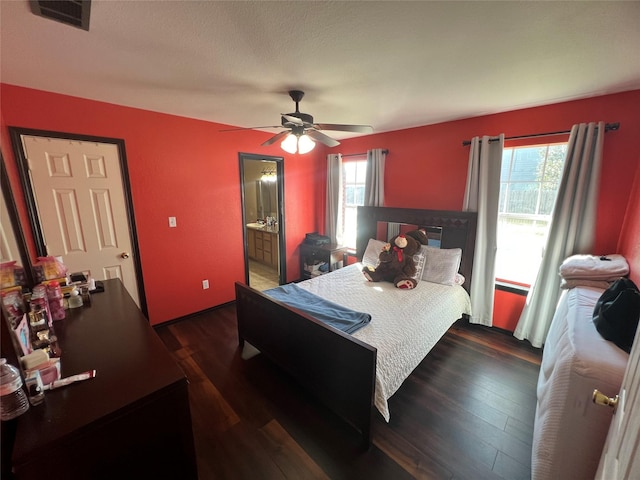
412, 251, 427, 283
362, 238, 387, 267
421, 245, 462, 285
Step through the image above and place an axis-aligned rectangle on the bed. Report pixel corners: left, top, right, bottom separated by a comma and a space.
532, 286, 630, 480
235, 206, 477, 446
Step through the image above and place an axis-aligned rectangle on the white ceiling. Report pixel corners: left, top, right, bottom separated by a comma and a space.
2, 1, 639, 140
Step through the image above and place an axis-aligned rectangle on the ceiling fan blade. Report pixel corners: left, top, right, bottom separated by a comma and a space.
281, 114, 304, 126
314, 123, 373, 133
219, 125, 281, 132
261, 130, 291, 146
306, 129, 340, 147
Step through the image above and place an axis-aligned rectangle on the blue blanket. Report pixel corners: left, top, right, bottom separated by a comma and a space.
264, 283, 371, 334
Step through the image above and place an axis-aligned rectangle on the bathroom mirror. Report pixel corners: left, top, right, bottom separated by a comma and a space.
256, 178, 277, 221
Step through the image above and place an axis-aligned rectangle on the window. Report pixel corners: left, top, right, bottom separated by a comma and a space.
496, 143, 568, 286
342, 159, 367, 249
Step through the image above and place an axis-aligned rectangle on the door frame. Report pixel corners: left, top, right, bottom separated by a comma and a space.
8, 127, 148, 317
239, 152, 286, 286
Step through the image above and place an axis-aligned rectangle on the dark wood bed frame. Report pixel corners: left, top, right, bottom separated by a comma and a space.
235, 207, 477, 447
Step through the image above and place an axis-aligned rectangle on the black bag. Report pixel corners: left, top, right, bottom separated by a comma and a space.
304, 232, 330, 246
592, 277, 640, 353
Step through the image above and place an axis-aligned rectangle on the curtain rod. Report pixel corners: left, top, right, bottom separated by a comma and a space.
461, 122, 620, 146
342, 149, 389, 158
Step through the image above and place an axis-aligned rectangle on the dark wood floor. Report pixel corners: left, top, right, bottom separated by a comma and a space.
155, 304, 542, 480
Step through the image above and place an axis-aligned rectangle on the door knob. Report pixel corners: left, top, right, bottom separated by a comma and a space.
593, 389, 619, 413
121, 252, 130, 259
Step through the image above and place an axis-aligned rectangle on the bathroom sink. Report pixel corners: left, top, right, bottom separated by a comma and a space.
246, 223, 266, 229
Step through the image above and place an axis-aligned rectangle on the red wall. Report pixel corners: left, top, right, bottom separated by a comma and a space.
618, 154, 640, 286
1, 84, 322, 325
2, 84, 639, 330
334, 90, 640, 330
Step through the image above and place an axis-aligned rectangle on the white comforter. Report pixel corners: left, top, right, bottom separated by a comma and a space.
533, 286, 629, 480
297, 263, 472, 421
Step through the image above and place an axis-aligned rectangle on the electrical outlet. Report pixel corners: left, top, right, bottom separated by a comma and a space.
168, 216, 177, 228
202, 279, 209, 289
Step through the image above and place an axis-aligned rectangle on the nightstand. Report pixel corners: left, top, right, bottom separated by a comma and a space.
299, 243, 349, 280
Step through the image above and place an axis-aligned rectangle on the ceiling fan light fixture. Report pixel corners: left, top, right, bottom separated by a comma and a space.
280, 132, 316, 154
298, 134, 315, 154
281, 133, 298, 154
231, 90, 371, 150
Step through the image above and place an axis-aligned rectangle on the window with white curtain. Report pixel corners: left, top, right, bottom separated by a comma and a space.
342, 159, 367, 250
496, 143, 568, 286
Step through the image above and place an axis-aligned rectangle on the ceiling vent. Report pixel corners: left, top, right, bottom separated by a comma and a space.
29, 1, 91, 31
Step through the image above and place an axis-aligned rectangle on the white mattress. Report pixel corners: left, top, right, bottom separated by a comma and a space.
297, 263, 472, 421
532, 286, 629, 480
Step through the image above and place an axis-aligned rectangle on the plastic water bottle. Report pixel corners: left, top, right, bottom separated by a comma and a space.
0, 358, 30, 420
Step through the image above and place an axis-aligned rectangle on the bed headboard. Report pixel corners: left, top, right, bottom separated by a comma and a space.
356, 207, 477, 293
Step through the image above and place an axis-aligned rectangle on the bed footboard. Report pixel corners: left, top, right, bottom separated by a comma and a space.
235, 282, 377, 446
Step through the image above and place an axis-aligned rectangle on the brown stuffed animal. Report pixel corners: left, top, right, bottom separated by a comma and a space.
405, 228, 429, 246
362, 234, 420, 289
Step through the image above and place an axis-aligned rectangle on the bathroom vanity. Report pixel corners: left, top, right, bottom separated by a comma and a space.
247, 224, 279, 268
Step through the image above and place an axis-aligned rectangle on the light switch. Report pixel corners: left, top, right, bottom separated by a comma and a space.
168, 216, 177, 228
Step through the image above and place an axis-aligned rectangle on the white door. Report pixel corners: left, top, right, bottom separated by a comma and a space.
595, 324, 640, 479
20, 135, 139, 306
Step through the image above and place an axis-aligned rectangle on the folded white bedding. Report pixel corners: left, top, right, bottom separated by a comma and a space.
559, 253, 629, 280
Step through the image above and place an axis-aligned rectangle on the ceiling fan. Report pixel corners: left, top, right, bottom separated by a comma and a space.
223, 90, 373, 154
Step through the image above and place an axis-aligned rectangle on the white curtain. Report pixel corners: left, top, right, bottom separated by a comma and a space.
325, 153, 343, 245
463, 135, 504, 326
514, 122, 605, 347
364, 148, 386, 206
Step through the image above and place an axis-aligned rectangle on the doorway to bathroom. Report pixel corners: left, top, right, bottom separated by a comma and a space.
239, 153, 286, 290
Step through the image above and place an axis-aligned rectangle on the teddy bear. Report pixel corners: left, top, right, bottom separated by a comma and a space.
405, 228, 429, 246
362, 233, 420, 289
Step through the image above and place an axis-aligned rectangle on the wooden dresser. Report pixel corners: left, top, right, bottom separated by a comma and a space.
4, 279, 197, 480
